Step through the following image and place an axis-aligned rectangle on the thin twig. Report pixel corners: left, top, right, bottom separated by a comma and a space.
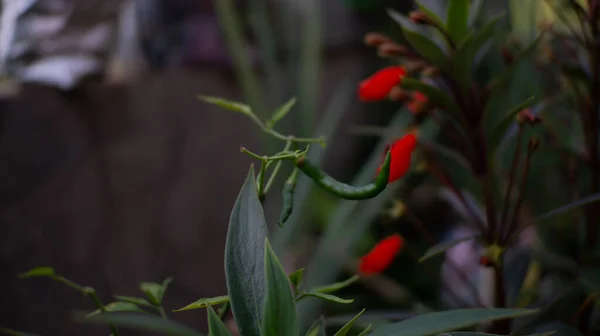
499, 125, 524, 239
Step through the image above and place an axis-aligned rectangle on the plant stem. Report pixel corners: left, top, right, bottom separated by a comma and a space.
85, 287, 120, 336
503, 146, 535, 245
218, 301, 231, 321
490, 263, 510, 334
264, 140, 293, 193
499, 125, 524, 239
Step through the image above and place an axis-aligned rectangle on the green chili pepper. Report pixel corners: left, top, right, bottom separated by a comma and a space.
278, 168, 299, 227
295, 151, 391, 200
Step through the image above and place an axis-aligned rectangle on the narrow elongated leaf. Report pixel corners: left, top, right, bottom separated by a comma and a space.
535, 192, 600, 222
225, 165, 268, 336
306, 316, 327, 336
207, 306, 233, 336
266, 97, 296, 128
446, 0, 470, 42
369, 308, 539, 336
115, 296, 153, 308
199, 96, 252, 117
358, 325, 372, 336
88, 302, 147, 316
487, 96, 536, 154
262, 239, 298, 336
312, 275, 359, 294
0, 327, 42, 336
334, 309, 366, 336
419, 235, 479, 262
78, 312, 204, 336
173, 295, 230, 312
18, 267, 55, 278
301, 292, 354, 304
388, 10, 450, 72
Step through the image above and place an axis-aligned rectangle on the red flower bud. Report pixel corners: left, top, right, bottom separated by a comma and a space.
408, 91, 428, 114
377, 133, 417, 182
359, 234, 404, 275
358, 66, 406, 102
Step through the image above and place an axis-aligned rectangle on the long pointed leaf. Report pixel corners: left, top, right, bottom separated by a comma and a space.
207, 306, 233, 336
225, 166, 268, 336
369, 308, 539, 336
419, 235, 479, 262
77, 312, 204, 336
262, 239, 298, 336
446, 0, 470, 42
334, 309, 366, 336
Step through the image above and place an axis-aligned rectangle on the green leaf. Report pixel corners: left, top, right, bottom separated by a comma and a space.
18, 267, 56, 278
115, 296, 154, 308
334, 308, 366, 336
262, 238, 298, 336
207, 305, 233, 336
88, 302, 147, 316
289, 268, 306, 290
358, 325, 373, 336
400, 78, 462, 120
446, 0, 470, 42
369, 308, 539, 336
301, 292, 354, 304
225, 165, 268, 336
535, 192, 600, 223
311, 275, 359, 294
266, 97, 296, 129
419, 235, 479, 262
198, 95, 252, 117
452, 13, 504, 89
306, 317, 327, 336
388, 9, 449, 72
79, 312, 204, 336
416, 1, 445, 28
487, 95, 536, 154
173, 295, 230, 312
140, 277, 172, 306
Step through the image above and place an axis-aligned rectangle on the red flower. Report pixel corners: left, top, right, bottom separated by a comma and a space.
358, 66, 406, 102
407, 91, 428, 114
378, 133, 418, 182
359, 234, 404, 275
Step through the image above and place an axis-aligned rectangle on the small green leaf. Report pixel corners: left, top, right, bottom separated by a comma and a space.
535, 192, 600, 223
140, 277, 172, 306
225, 165, 268, 336
262, 238, 298, 336
446, 0, 470, 42
420, 235, 479, 262
369, 308, 539, 336
334, 309, 366, 336
301, 292, 354, 304
288, 268, 305, 290
88, 302, 147, 316
358, 325, 372, 336
266, 97, 296, 128
173, 295, 230, 312
416, 1, 445, 28
487, 96, 536, 154
198, 95, 252, 117
207, 305, 233, 336
18, 267, 56, 278
388, 10, 450, 72
305, 316, 327, 336
78, 312, 204, 336
115, 296, 154, 308
311, 275, 359, 294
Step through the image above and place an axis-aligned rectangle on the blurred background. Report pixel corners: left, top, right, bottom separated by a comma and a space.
0, 0, 576, 335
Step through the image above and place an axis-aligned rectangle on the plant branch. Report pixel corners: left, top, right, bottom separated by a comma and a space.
500, 125, 524, 238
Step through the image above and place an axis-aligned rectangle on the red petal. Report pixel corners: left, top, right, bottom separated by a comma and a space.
377, 133, 417, 182
358, 66, 406, 102
413, 91, 428, 102
359, 234, 404, 275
